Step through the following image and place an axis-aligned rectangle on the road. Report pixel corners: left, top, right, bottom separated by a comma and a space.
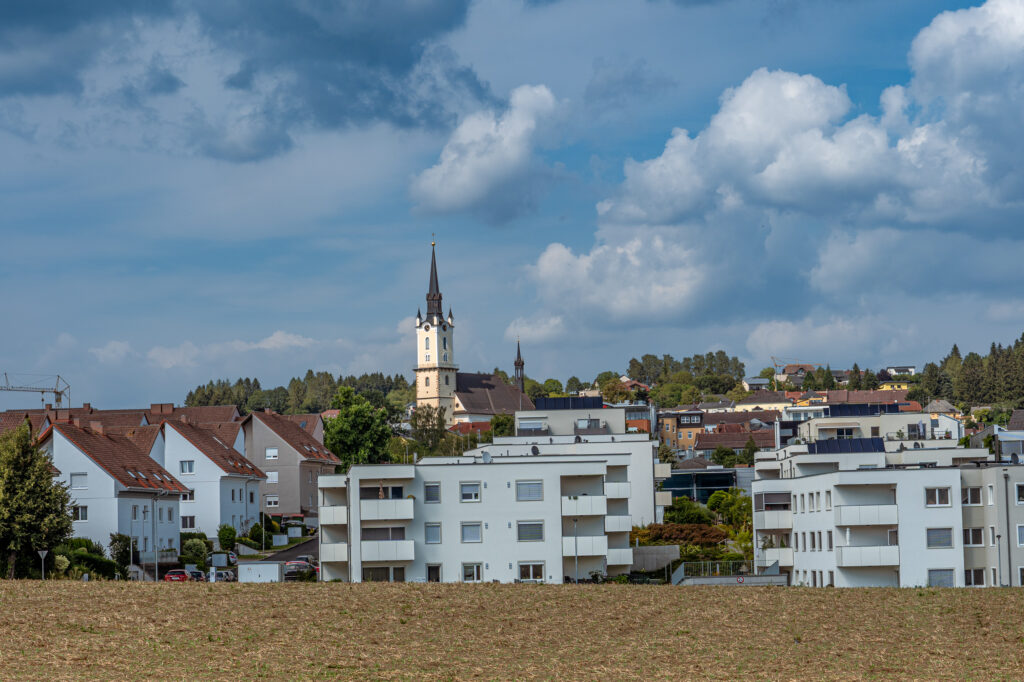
259, 536, 318, 562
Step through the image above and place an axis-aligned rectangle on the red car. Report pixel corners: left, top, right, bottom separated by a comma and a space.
163, 569, 190, 582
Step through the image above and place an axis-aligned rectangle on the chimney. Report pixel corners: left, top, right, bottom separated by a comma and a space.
264, 408, 272, 414
82, 403, 92, 411
45, 403, 52, 410
151, 403, 173, 415
73, 418, 82, 428
90, 421, 104, 435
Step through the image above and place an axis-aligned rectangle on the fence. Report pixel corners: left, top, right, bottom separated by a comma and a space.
676, 560, 753, 578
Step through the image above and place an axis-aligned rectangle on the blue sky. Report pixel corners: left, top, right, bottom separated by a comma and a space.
3, 0, 1023, 410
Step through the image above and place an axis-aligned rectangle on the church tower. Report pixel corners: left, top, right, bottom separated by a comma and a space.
514, 338, 525, 395
415, 242, 457, 423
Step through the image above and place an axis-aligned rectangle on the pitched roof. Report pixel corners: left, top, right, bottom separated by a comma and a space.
0, 412, 44, 436
47, 423, 187, 493
449, 421, 492, 434
782, 364, 816, 375
925, 399, 957, 414
198, 421, 242, 448
702, 410, 780, 426
694, 430, 775, 451
282, 413, 321, 436
675, 457, 712, 469
736, 391, 790, 405
454, 372, 534, 416
163, 419, 265, 478
1008, 409, 1024, 431
104, 425, 162, 455
248, 411, 341, 463
147, 404, 239, 423
824, 389, 908, 404
697, 400, 733, 410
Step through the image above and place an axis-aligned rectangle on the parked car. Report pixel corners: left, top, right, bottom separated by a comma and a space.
283, 561, 315, 581
215, 570, 235, 582
295, 554, 318, 567
163, 569, 190, 582
187, 570, 207, 582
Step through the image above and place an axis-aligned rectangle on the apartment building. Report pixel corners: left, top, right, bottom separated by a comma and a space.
318, 453, 638, 583
795, 404, 963, 443
750, 428, 1024, 587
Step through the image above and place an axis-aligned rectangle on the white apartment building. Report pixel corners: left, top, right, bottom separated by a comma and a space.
751, 424, 1024, 587
319, 453, 647, 584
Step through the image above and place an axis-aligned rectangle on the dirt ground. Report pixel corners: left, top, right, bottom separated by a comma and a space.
1, 582, 1022, 679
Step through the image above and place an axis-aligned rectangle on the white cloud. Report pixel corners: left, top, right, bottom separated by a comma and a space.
89, 341, 134, 364
147, 341, 201, 369
214, 330, 316, 353
411, 84, 559, 221
37, 332, 78, 369
146, 330, 316, 369
504, 315, 566, 343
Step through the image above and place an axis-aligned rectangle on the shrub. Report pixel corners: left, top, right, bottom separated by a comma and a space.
235, 537, 259, 550
58, 537, 106, 557
180, 532, 212, 552
248, 523, 263, 543
54, 555, 70, 575
108, 533, 133, 578
60, 549, 118, 579
217, 525, 237, 552
182, 538, 207, 557
633, 523, 728, 546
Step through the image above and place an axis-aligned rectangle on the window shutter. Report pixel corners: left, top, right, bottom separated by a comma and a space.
424, 484, 440, 503
516, 481, 543, 501
926, 528, 953, 548
517, 522, 544, 542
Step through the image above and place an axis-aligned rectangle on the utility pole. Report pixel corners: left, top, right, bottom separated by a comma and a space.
573, 517, 579, 584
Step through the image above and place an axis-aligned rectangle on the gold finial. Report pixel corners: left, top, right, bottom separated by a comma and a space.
431, 232, 436, 247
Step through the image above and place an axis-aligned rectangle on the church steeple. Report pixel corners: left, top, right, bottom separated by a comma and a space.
426, 241, 443, 317
514, 338, 525, 394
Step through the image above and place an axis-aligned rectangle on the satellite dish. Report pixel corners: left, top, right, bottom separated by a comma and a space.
574, 435, 582, 444
531, 445, 540, 456
1012, 453, 1020, 465
913, 442, 921, 449
481, 451, 492, 464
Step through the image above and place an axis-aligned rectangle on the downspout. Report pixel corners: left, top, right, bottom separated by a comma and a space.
1003, 471, 1012, 587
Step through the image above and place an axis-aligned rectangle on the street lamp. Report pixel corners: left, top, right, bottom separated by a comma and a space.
573, 517, 579, 584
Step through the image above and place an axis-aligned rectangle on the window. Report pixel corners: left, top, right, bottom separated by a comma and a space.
180, 460, 195, 475
426, 565, 441, 582
963, 528, 984, 546
990, 526, 997, 546
425, 523, 441, 544
425, 354, 430, 362
158, 507, 164, 522
828, 571, 834, 587
463, 563, 482, 582
460, 482, 481, 502
961, 487, 982, 505
363, 527, 405, 540
72, 506, 88, 521
443, 353, 448, 363
444, 373, 449, 383
461, 522, 482, 543
308, 471, 312, 484
425, 377, 430, 387
927, 569, 955, 587
516, 480, 543, 501
825, 491, 831, 510
1018, 525, 1024, 547
517, 521, 544, 542
816, 492, 822, 511
265, 447, 278, 460
249, 491, 255, 504
988, 485, 995, 505
817, 531, 823, 552
442, 336, 447, 350
70, 473, 87, 489
519, 562, 544, 582
888, 529, 899, 546
809, 533, 816, 551
925, 487, 950, 506
181, 515, 196, 529
131, 505, 138, 521
231, 489, 235, 502
168, 508, 174, 523
363, 567, 391, 582
181, 490, 194, 502
827, 530, 833, 551
801, 532, 807, 551
870, 426, 880, 437
424, 482, 440, 503
425, 337, 430, 350
965, 568, 985, 587
1017, 483, 1024, 504
265, 495, 279, 509
926, 528, 953, 548
267, 471, 278, 484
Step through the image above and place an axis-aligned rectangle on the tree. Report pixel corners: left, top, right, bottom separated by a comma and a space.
0, 421, 73, 579
524, 378, 546, 401
758, 367, 775, 380
802, 371, 818, 391
490, 414, 514, 438
565, 376, 583, 394
108, 533, 133, 579
657, 442, 675, 464
710, 446, 737, 468
217, 524, 237, 552
739, 437, 758, 465
663, 496, 715, 525
861, 368, 879, 390
818, 365, 836, 390
408, 404, 447, 451
323, 387, 392, 472
600, 380, 632, 404
848, 363, 862, 390
542, 378, 564, 396
593, 370, 619, 387
954, 352, 986, 405
181, 538, 208, 569
725, 385, 752, 403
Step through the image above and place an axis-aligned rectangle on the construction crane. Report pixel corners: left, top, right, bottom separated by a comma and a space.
0, 374, 71, 408
769, 357, 828, 392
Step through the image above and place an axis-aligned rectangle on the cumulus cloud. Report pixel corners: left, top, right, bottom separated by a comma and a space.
89, 341, 135, 364
504, 315, 567, 344
147, 341, 201, 369
411, 84, 559, 222
146, 331, 316, 369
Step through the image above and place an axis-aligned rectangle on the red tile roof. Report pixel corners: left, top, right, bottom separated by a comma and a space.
147, 404, 239, 424
695, 430, 775, 451
282, 413, 322, 436
247, 411, 341, 464
703, 410, 780, 426
46, 423, 187, 493
198, 421, 242, 448
736, 391, 790, 405
163, 419, 265, 479
0, 412, 41, 436
448, 422, 492, 435
104, 425, 162, 455
824, 390, 909, 404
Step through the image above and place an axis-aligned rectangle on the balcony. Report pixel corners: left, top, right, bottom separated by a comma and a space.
835, 545, 899, 567
562, 535, 608, 557
360, 498, 414, 521
320, 542, 348, 563
561, 495, 607, 516
607, 548, 634, 566
319, 474, 348, 488
833, 504, 898, 526
604, 515, 632, 533
754, 510, 793, 530
320, 505, 348, 526
654, 463, 671, 479
360, 540, 415, 562
605, 482, 631, 499
757, 547, 793, 567
655, 491, 672, 507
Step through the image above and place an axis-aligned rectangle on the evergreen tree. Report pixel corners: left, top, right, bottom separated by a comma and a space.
861, 369, 879, 390
819, 365, 836, 390
954, 352, 986, 405
0, 421, 73, 578
848, 363, 862, 390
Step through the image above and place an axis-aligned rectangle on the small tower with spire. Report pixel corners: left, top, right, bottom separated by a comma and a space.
415, 239, 457, 423
514, 338, 525, 395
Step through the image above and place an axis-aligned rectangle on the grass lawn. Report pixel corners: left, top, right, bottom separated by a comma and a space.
1, 582, 1022, 679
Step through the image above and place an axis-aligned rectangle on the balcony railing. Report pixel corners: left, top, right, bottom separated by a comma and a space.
136, 549, 178, 564
360, 498, 414, 521
655, 491, 672, 507
607, 548, 634, 566
604, 515, 632, 533
753, 509, 793, 530
320, 542, 348, 563
835, 545, 899, 567
561, 495, 607, 516
320, 505, 348, 526
653, 463, 671, 479
605, 481, 631, 499
360, 540, 415, 562
562, 535, 608, 557
833, 504, 898, 526
756, 547, 793, 567
319, 474, 348, 488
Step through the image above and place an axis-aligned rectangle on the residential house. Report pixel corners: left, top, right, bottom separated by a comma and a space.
742, 377, 771, 391
734, 391, 792, 413
879, 380, 910, 391
241, 410, 341, 525
662, 460, 755, 503
658, 408, 703, 455
282, 413, 325, 444
37, 422, 186, 567
885, 365, 917, 377
697, 399, 734, 413
693, 430, 776, 458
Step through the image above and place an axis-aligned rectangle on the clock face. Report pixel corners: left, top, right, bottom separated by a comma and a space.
424, 324, 430, 331
442, 325, 447, 331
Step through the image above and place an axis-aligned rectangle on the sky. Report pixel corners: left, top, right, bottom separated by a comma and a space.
3, 0, 1024, 410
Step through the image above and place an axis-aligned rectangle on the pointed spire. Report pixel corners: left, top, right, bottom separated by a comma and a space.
447, 306, 454, 323
426, 241, 443, 317
514, 338, 525, 394
514, 338, 524, 366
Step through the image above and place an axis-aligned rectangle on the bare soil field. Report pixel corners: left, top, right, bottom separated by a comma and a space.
1, 582, 1022, 679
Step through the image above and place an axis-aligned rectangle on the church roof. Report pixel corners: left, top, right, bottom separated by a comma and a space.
454, 372, 534, 416
426, 243, 443, 316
